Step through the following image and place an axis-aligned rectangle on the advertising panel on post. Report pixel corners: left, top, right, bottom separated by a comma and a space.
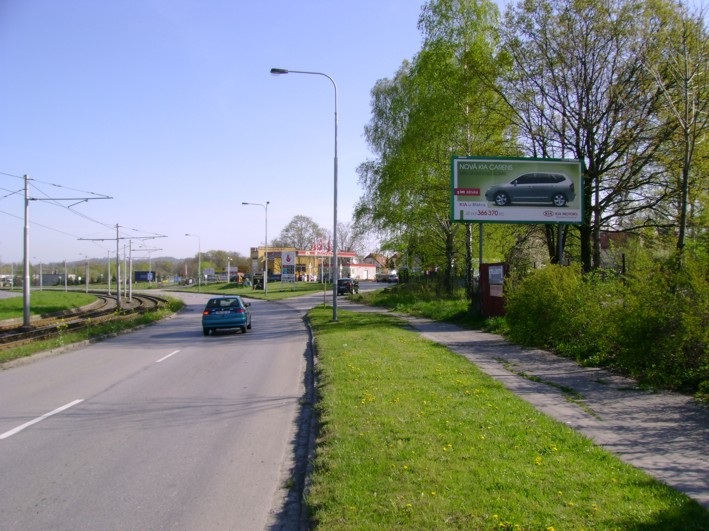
134, 271, 156, 282
451, 156, 583, 224
281, 251, 296, 283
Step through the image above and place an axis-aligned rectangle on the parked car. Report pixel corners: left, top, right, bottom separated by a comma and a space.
202, 296, 251, 336
386, 273, 399, 283
337, 278, 354, 295
484, 172, 575, 207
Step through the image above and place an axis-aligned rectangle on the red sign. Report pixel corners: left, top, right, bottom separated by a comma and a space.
454, 187, 481, 196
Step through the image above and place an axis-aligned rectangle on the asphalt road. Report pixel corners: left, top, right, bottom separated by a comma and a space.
0, 291, 307, 530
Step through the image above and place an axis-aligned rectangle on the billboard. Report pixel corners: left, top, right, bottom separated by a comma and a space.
451, 156, 583, 224
134, 271, 156, 282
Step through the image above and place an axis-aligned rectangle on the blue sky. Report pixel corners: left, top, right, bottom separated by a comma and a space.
0, 0, 430, 264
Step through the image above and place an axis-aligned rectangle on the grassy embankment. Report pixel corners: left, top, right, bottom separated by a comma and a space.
0, 291, 183, 364
305, 305, 709, 529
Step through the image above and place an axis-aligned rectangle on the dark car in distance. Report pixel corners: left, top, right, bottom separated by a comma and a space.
485, 172, 575, 207
202, 296, 251, 336
337, 278, 354, 295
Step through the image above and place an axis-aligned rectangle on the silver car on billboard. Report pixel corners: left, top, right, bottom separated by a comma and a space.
485, 172, 575, 207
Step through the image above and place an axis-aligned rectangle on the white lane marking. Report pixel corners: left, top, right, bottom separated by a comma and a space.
156, 350, 180, 363
0, 399, 84, 440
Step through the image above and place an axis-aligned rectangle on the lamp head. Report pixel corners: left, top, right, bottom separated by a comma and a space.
270, 68, 289, 75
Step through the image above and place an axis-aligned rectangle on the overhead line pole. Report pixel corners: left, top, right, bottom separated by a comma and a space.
80, 228, 164, 308
21, 174, 112, 329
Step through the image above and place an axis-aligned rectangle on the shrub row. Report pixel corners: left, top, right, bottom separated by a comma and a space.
504, 259, 709, 396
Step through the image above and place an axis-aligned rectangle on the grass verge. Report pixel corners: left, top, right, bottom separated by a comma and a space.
306, 306, 709, 529
0, 291, 97, 320
353, 283, 484, 328
0, 297, 184, 365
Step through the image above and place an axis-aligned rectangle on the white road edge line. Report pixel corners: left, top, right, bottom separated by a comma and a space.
156, 350, 180, 363
0, 399, 84, 440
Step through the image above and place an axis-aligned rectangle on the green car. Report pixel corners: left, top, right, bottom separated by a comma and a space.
202, 296, 252, 336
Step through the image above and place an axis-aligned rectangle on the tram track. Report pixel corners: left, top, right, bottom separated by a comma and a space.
0, 292, 167, 351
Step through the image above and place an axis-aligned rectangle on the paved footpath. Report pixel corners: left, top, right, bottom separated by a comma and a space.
399, 316, 709, 510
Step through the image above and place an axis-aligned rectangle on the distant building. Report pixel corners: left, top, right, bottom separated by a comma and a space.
246, 246, 376, 281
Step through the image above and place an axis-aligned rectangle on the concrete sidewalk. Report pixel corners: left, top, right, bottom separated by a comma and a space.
400, 316, 709, 510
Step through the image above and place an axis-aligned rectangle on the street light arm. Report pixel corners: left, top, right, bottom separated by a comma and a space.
270, 68, 338, 94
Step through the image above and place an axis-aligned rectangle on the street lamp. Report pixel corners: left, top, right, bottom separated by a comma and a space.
242, 201, 269, 296
185, 234, 201, 290
270, 67, 339, 320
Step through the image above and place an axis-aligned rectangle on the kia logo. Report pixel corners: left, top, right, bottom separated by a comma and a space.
543, 210, 554, 217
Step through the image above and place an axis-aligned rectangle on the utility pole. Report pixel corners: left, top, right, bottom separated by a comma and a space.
21, 174, 111, 329
80, 226, 164, 308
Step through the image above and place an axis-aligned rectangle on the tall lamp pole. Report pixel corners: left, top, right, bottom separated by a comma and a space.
270, 67, 339, 320
242, 201, 269, 296
185, 233, 201, 290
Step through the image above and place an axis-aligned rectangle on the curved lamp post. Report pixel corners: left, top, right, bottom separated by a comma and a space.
270, 67, 339, 321
242, 201, 269, 296
185, 233, 201, 290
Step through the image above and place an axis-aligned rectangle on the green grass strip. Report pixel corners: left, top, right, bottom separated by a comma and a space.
306, 307, 709, 529
0, 297, 184, 365
0, 291, 96, 320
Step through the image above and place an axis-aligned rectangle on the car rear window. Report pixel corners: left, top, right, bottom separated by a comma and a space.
207, 298, 240, 308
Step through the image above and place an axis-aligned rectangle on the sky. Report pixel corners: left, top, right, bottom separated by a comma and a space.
0, 0, 431, 265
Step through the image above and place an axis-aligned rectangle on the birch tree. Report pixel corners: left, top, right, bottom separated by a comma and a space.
356, 0, 514, 294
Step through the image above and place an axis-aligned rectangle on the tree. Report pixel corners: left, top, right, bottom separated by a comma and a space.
336, 221, 368, 255
499, 0, 675, 271
277, 215, 327, 250
645, 2, 709, 255
356, 0, 513, 295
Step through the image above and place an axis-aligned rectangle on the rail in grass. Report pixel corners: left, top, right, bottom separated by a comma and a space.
0, 293, 167, 350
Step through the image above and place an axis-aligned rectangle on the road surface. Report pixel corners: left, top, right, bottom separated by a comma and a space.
0, 291, 307, 530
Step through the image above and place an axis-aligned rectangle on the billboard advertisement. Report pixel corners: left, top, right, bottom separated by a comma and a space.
134, 271, 156, 282
451, 156, 583, 224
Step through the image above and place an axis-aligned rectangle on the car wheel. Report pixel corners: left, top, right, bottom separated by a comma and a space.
552, 193, 567, 207
494, 192, 510, 206
240, 326, 247, 333
203, 328, 210, 336
247, 322, 252, 330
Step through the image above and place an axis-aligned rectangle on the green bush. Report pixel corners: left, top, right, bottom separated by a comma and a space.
504, 257, 709, 393
611, 258, 709, 390
504, 265, 618, 362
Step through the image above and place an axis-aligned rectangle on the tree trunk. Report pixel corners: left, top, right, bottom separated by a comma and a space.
445, 230, 455, 294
